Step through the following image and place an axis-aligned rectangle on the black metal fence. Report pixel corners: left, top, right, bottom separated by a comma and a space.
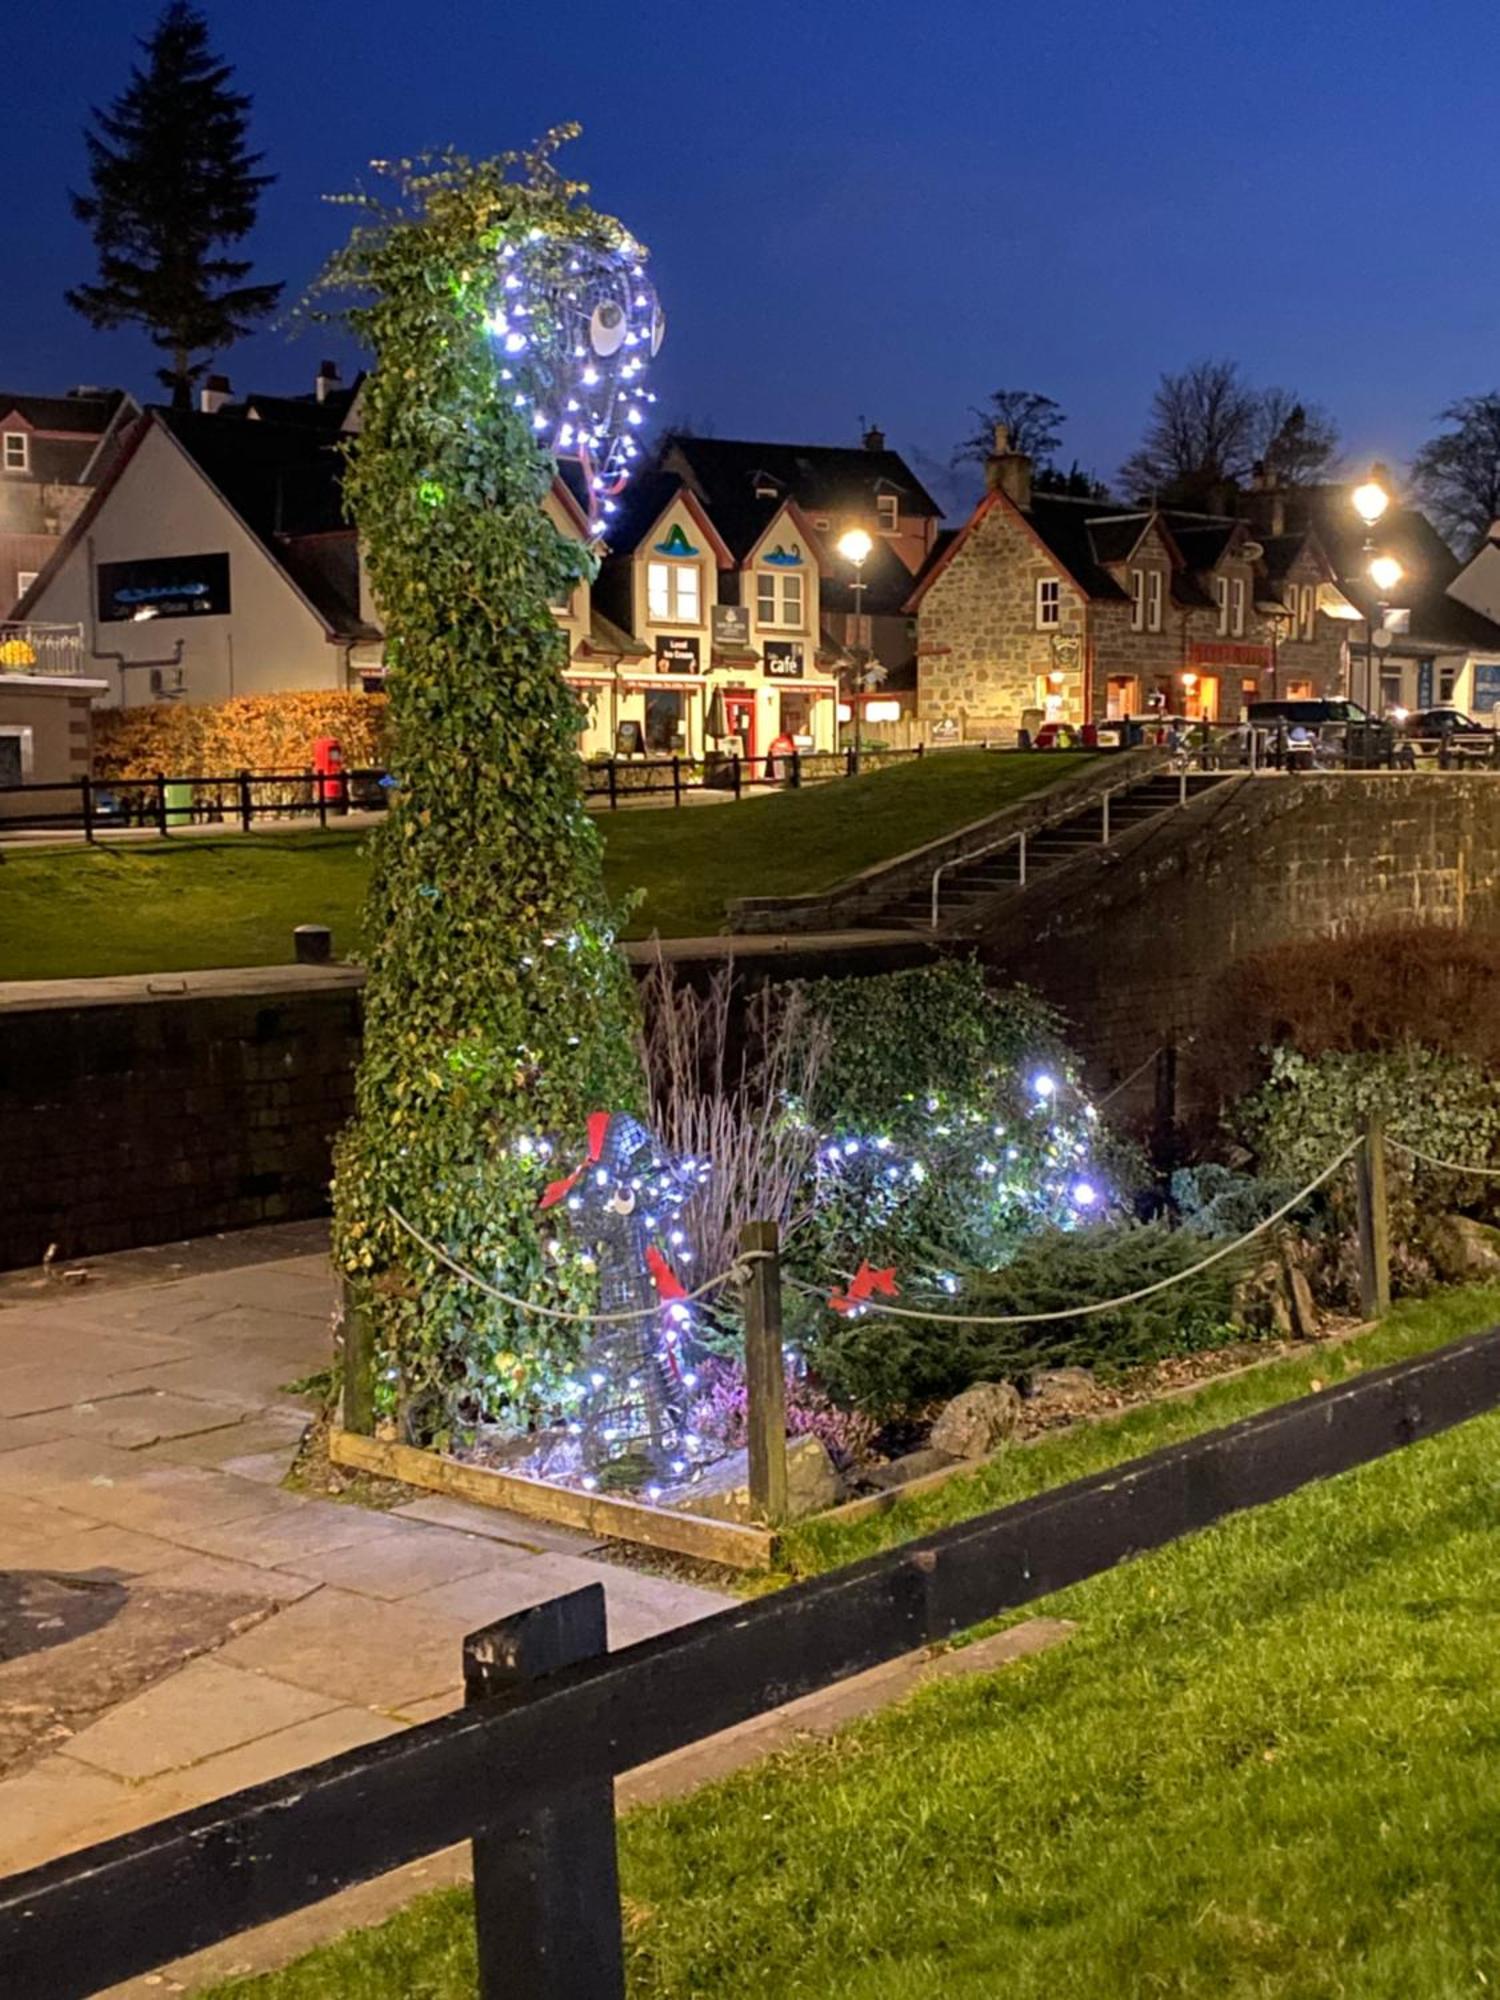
0, 746, 930, 837
0, 768, 392, 839
2, 1323, 1498, 1999
582, 743, 924, 808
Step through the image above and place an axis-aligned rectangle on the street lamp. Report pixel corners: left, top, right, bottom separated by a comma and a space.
1350, 466, 1396, 721
1365, 554, 1404, 723
837, 527, 874, 761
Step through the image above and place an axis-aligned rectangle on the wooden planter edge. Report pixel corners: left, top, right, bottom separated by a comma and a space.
328, 1428, 778, 1572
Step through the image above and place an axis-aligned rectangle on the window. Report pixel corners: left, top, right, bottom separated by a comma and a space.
756, 568, 804, 628
0, 726, 34, 786
2, 433, 28, 474
647, 560, 699, 625
1439, 665, 1458, 703
644, 688, 686, 751
1035, 577, 1061, 629
1105, 675, 1138, 720
1299, 584, 1315, 641
1231, 577, 1246, 637
876, 493, 899, 534
1130, 568, 1146, 631
1146, 570, 1164, 633
549, 581, 575, 618
779, 691, 814, 742
15, 570, 36, 599
1216, 576, 1230, 636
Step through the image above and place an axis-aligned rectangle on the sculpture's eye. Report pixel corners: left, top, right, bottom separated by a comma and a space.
589, 301, 626, 357
606, 1186, 636, 1216
650, 305, 666, 357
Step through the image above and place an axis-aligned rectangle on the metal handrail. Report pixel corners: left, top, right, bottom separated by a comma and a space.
926, 751, 1221, 929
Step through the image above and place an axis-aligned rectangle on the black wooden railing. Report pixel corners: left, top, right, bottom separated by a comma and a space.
2, 1325, 1499, 1999
582, 743, 923, 808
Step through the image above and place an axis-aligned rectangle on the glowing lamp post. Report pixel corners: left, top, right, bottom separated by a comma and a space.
1350, 467, 1396, 721
837, 526, 875, 760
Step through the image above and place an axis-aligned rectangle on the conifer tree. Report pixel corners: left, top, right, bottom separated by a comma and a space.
67, 3, 282, 405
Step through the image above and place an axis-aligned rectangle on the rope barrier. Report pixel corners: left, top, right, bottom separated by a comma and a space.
386, 1203, 764, 1324
1385, 1138, 1500, 1179
790, 1137, 1364, 1327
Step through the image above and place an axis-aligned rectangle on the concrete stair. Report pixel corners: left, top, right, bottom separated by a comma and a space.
879, 770, 1231, 929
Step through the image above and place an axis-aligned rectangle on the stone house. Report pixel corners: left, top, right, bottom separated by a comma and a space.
909, 434, 1347, 737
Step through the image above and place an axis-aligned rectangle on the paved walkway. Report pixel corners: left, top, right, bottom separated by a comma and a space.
0, 1224, 732, 1889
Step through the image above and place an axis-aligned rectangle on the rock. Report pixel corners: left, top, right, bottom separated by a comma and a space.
1233, 1253, 1294, 1337
1027, 1367, 1096, 1416
928, 1382, 1023, 1459
674, 1433, 844, 1525
1283, 1259, 1320, 1340
1427, 1213, 1500, 1283
865, 1446, 959, 1491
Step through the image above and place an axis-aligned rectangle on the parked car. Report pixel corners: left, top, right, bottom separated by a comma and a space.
1393, 707, 1497, 764
1247, 698, 1391, 767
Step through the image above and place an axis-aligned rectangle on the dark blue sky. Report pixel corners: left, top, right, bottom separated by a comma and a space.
5, 0, 1497, 515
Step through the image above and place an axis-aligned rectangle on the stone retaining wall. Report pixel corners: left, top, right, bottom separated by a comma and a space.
0, 966, 362, 1271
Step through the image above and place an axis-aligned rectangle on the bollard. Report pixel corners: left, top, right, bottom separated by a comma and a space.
740, 1219, 788, 1524
294, 924, 332, 965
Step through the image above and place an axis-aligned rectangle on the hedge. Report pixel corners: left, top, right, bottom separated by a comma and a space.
91, 690, 390, 781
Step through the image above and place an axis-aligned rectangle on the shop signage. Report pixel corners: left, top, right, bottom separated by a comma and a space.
97, 553, 231, 623
930, 716, 960, 743
655, 635, 700, 675
1417, 658, 1435, 708
712, 604, 750, 647
763, 641, 804, 681
1049, 634, 1081, 670
1191, 641, 1270, 669
1473, 663, 1500, 714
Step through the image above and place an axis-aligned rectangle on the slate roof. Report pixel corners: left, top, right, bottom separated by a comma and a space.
0, 387, 135, 485
663, 434, 943, 523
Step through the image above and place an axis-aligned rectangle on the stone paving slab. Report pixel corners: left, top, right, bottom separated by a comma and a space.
391, 1492, 604, 1556
63, 1659, 340, 1782
0, 1222, 740, 1966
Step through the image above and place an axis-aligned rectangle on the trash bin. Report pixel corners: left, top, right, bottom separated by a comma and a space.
164, 780, 194, 826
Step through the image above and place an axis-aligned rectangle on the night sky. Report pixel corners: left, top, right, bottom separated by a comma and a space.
5, 0, 1498, 516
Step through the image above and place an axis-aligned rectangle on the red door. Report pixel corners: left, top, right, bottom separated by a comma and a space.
725, 692, 756, 761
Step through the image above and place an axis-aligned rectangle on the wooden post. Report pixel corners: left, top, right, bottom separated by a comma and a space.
238, 769, 254, 833
740, 1219, 788, 1525
465, 1585, 624, 2000
80, 774, 95, 844
607, 760, 618, 812
1356, 1112, 1391, 1321
154, 771, 169, 837
1152, 1043, 1178, 1194
340, 1277, 375, 1437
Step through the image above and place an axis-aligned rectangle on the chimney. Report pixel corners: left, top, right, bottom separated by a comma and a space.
862, 423, 885, 452
199, 374, 232, 415
985, 424, 1033, 512
316, 360, 342, 404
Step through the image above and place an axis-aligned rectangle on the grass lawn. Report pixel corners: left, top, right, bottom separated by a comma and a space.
212, 1285, 1500, 2000
0, 752, 1090, 980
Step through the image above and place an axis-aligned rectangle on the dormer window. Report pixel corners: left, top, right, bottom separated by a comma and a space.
757, 568, 804, 629
1147, 571, 1163, 632
2, 432, 28, 473
1130, 568, 1146, 632
1216, 576, 1230, 636
1231, 576, 1246, 637
876, 493, 899, 533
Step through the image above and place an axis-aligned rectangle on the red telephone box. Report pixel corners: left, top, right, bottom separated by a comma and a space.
312, 736, 348, 810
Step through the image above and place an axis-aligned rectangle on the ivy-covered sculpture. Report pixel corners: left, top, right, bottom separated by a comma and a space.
324, 137, 649, 1438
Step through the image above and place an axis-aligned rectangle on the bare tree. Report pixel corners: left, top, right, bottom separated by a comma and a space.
1411, 395, 1500, 553
1118, 360, 1260, 505
954, 389, 1067, 468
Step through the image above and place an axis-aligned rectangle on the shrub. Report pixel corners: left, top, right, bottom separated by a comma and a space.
808, 1222, 1241, 1418
789, 959, 1123, 1280
685, 1357, 879, 1474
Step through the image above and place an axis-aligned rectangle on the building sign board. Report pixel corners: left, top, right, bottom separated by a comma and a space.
655, 635, 700, 675
1190, 641, 1270, 669
1417, 658, 1436, 709
763, 641, 804, 680
1472, 662, 1500, 714
929, 716, 961, 743
97, 553, 231, 623
711, 604, 750, 647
